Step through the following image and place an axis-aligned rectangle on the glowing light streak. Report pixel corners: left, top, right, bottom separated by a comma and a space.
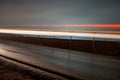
3, 24, 120, 28
0, 29, 120, 40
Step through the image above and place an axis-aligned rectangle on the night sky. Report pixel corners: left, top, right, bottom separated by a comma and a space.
0, 0, 120, 29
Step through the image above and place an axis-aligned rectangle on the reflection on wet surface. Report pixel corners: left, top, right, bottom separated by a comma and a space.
0, 40, 120, 80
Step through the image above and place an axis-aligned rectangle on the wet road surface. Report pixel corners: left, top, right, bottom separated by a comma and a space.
0, 40, 120, 80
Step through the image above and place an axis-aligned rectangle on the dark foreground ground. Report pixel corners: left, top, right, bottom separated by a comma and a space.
0, 65, 33, 80
0, 56, 68, 80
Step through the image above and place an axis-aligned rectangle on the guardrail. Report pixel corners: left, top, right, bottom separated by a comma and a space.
0, 29, 119, 56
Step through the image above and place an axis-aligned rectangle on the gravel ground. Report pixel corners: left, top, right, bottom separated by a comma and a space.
0, 65, 34, 80
0, 56, 69, 80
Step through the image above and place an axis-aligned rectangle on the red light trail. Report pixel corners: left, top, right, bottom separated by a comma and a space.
3, 24, 120, 28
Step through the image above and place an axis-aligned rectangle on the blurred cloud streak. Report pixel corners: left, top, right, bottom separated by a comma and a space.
0, 0, 120, 29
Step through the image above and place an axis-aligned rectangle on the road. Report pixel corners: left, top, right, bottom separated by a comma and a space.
0, 29, 120, 40
0, 39, 120, 80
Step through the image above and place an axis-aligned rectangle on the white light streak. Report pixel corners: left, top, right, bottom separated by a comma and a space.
0, 29, 120, 40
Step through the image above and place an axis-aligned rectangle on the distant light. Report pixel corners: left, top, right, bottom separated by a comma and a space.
0, 29, 120, 40
3, 24, 120, 28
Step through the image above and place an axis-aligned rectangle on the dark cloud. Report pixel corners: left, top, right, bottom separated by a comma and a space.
0, 0, 120, 27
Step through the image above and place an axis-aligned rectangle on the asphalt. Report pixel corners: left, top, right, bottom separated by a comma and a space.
0, 40, 120, 80
0, 55, 69, 80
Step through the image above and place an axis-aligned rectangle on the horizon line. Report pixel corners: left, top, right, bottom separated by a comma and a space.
2, 24, 120, 28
